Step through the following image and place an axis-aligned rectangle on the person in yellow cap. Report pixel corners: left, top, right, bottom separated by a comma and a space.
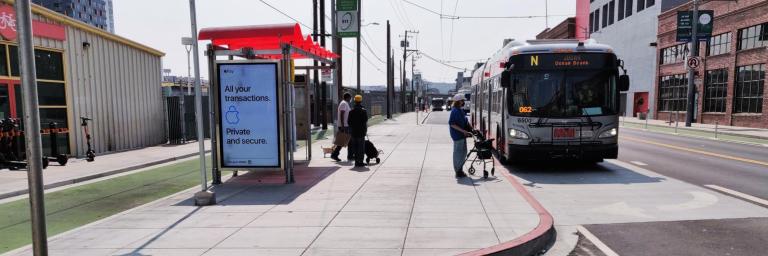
347, 94, 369, 167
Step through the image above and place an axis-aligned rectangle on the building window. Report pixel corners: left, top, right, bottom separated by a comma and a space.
625, 0, 633, 17
589, 12, 594, 33
704, 69, 728, 113
594, 9, 600, 31
707, 32, 732, 56
602, 4, 608, 28
638, 0, 645, 12
618, 0, 625, 21
660, 43, 688, 64
647, 0, 655, 7
658, 74, 688, 111
734, 64, 765, 113
737, 23, 768, 51
609, 0, 615, 25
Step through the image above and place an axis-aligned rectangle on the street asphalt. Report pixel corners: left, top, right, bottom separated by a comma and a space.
421, 111, 768, 256
618, 128, 768, 199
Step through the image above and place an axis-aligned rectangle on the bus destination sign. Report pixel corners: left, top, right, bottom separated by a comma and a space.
510, 53, 615, 70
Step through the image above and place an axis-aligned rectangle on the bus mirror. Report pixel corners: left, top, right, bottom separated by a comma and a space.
501, 71, 510, 88
618, 75, 630, 91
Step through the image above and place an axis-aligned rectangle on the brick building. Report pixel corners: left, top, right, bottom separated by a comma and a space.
655, 0, 767, 128
536, 17, 576, 39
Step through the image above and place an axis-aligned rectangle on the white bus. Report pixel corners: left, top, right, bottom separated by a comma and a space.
470, 39, 630, 162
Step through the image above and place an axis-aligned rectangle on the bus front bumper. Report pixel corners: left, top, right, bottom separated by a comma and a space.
507, 143, 618, 161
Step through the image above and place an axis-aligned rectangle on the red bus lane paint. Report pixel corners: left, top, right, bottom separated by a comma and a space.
459, 159, 556, 256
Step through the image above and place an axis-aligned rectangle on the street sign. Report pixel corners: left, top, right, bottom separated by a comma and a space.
321, 68, 332, 82
676, 10, 714, 42
687, 56, 701, 69
336, 0, 358, 37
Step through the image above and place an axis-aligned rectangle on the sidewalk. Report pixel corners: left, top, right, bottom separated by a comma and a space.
4, 113, 551, 256
621, 116, 768, 140
0, 141, 211, 200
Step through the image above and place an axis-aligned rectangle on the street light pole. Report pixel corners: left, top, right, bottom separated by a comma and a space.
188, 0, 214, 205
386, 20, 391, 119
356, 0, 361, 94
16, 0, 49, 254
185, 45, 192, 95
685, 0, 699, 127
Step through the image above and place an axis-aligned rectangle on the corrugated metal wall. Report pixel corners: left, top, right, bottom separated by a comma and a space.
63, 27, 165, 157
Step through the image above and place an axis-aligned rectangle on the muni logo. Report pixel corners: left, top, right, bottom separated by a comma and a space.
530, 55, 539, 66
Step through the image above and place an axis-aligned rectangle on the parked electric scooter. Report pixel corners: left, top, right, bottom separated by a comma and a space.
45, 122, 68, 166
81, 117, 96, 162
0, 118, 49, 170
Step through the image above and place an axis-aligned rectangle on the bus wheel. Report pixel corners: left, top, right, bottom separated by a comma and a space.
495, 129, 508, 164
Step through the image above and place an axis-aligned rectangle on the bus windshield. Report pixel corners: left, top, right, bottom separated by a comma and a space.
508, 69, 617, 117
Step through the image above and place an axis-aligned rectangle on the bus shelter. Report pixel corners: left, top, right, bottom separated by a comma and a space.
198, 23, 337, 184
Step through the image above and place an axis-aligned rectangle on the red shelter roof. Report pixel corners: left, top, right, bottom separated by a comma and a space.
198, 23, 338, 60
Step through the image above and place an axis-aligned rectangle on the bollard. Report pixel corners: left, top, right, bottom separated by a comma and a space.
675, 115, 679, 134
715, 121, 719, 139
645, 114, 649, 130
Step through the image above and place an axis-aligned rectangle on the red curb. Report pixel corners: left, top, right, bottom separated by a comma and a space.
458, 159, 555, 256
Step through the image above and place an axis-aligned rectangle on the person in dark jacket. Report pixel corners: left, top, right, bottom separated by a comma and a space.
347, 95, 369, 167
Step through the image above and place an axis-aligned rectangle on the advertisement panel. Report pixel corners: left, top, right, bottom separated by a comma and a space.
216, 62, 281, 168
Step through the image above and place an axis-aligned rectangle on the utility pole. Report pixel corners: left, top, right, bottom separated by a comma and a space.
397, 60, 408, 113
685, 0, 699, 127
331, 0, 342, 133
356, 0, 362, 93
320, 0, 328, 130
17, 0, 48, 254
386, 20, 392, 119
412, 55, 417, 125
400, 30, 418, 113
313, 0, 320, 127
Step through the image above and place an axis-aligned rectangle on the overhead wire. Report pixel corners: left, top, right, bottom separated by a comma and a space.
400, 0, 567, 20
419, 51, 467, 70
322, 15, 384, 73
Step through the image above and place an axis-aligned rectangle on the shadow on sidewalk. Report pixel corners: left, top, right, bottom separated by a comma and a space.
503, 161, 665, 187
175, 165, 342, 207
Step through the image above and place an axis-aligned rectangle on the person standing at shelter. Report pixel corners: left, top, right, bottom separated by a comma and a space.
449, 94, 472, 178
331, 93, 353, 162
348, 95, 369, 167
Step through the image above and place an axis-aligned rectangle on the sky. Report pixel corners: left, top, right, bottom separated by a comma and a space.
113, 0, 576, 85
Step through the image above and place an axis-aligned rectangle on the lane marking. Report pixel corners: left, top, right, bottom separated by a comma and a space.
629, 161, 647, 166
657, 191, 719, 211
576, 225, 620, 256
622, 136, 768, 167
621, 126, 768, 148
705, 185, 768, 207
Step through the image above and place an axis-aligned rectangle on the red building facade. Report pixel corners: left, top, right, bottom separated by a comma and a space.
655, 0, 768, 128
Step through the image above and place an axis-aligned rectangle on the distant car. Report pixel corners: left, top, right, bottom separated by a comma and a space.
431, 99, 445, 111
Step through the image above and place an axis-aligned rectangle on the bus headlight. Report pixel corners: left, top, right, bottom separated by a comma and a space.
509, 128, 530, 139
598, 128, 618, 138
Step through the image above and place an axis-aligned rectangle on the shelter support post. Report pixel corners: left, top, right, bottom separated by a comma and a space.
207, 44, 222, 185
282, 45, 295, 184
